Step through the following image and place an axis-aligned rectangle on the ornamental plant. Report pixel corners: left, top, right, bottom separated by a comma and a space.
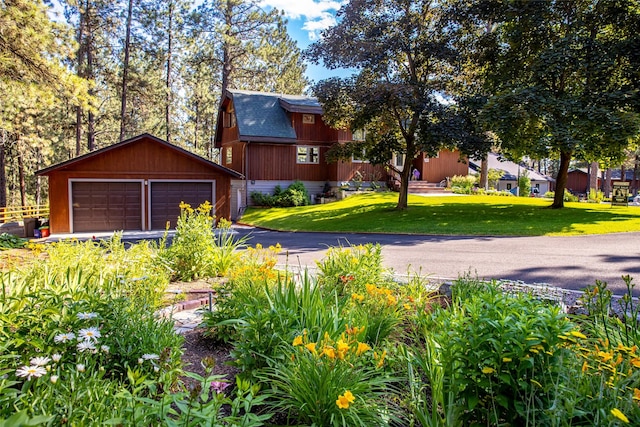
316, 243, 390, 296
165, 201, 217, 281
258, 328, 401, 426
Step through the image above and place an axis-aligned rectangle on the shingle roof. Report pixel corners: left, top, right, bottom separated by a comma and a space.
227, 90, 322, 142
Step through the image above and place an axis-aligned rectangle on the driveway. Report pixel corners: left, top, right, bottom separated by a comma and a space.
49, 226, 640, 296
232, 226, 640, 296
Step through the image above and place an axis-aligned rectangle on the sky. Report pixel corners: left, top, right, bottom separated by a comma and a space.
257, 0, 354, 84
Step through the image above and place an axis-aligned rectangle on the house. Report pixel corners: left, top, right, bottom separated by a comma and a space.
36, 133, 242, 234
469, 153, 555, 195
215, 89, 468, 215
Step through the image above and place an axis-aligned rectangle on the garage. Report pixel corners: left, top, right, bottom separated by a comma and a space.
37, 134, 243, 234
72, 181, 143, 232
150, 181, 214, 229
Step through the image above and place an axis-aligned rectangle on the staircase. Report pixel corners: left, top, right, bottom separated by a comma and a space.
407, 181, 451, 194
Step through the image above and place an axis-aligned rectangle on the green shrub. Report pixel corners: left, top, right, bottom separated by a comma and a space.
449, 175, 476, 194
588, 188, 604, 203
410, 279, 576, 426
518, 171, 531, 197
544, 190, 579, 202
250, 181, 310, 207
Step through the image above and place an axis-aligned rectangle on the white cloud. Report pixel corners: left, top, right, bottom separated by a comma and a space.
259, 0, 344, 40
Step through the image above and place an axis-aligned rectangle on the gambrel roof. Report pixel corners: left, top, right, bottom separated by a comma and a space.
216, 89, 322, 144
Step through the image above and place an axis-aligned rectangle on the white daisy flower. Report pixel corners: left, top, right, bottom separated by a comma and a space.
141, 353, 159, 361
101, 345, 110, 353
138, 358, 144, 365
153, 366, 160, 373
77, 312, 98, 320
30, 356, 51, 366
50, 375, 59, 384
76, 364, 85, 372
77, 341, 96, 353
54, 332, 76, 343
16, 365, 47, 380
78, 327, 101, 342
51, 354, 62, 363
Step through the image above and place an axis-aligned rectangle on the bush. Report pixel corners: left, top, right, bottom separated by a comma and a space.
518, 171, 531, 197
544, 190, 579, 202
410, 279, 576, 426
250, 181, 310, 207
449, 175, 477, 194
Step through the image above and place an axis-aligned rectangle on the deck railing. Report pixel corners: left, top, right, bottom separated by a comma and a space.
0, 206, 49, 223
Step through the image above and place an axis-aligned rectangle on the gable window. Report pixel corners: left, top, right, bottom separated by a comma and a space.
223, 109, 236, 128
225, 147, 232, 164
302, 114, 315, 124
297, 146, 319, 164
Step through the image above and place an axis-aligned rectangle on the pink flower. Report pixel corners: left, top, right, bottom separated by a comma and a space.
210, 381, 230, 394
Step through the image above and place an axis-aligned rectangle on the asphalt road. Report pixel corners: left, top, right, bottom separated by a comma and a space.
232, 226, 640, 296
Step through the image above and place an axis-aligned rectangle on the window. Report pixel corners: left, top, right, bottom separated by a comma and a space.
394, 153, 405, 168
223, 109, 236, 128
352, 129, 366, 141
225, 147, 232, 164
352, 148, 369, 163
302, 114, 315, 124
297, 146, 319, 164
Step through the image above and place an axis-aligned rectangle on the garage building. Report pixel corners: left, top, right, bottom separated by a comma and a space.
37, 134, 242, 234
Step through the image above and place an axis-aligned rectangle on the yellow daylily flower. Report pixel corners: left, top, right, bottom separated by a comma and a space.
570, 330, 587, 339
482, 367, 495, 374
305, 343, 317, 355
610, 408, 629, 423
292, 335, 303, 346
356, 342, 372, 356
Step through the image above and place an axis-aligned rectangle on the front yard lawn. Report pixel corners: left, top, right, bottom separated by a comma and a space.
240, 193, 640, 236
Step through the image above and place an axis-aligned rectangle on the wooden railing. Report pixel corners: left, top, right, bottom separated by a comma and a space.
0, 206, 49, 223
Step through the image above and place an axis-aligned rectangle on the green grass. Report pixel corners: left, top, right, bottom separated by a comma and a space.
240, 193, 640, 236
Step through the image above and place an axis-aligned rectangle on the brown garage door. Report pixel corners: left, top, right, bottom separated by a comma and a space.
72, 181, 142, 232
150, 182, 214, 229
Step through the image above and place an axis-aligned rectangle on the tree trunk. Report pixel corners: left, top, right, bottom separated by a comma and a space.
221, 0, 233, 95
165, 0, 173, 144
87, 30, 96, 151
396, 161, 412, 210
480, 157, 489, 190
551, 150, 571, 209
621, 164, 626, 182
588, 161, 598, 193
605, 169, 612, 197
0, 130, 7, 207
17, 138, 26, 207
633, 154, 639, 196
75, 3, 86, 156
119, 0, 134, 142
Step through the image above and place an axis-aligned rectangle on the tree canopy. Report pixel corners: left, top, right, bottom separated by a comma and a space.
307, 0, 469, 210
457, 0, 640, 207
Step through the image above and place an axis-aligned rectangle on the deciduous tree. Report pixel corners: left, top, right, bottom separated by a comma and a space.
307, 0, 461, 210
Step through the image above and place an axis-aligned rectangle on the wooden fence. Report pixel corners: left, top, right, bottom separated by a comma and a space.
0, 206, 49, 224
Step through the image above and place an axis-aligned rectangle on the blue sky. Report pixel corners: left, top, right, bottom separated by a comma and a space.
258, 0, 354, 84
